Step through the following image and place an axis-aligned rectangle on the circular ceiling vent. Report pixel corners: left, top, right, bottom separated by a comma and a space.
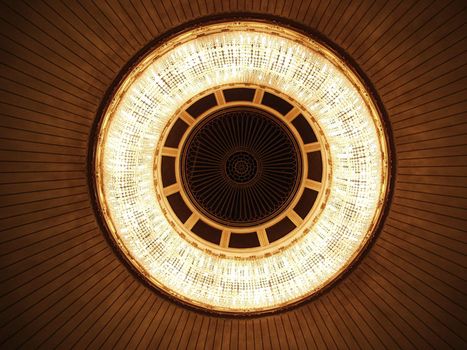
92, 19, 391, 314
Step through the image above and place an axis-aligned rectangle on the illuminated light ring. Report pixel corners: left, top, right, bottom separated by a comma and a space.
94, 21, 390, 313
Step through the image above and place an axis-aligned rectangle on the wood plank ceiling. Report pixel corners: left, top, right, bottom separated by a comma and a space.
0, 0, 466, 348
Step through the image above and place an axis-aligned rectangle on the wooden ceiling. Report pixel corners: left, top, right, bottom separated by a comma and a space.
0, 0, 466, 348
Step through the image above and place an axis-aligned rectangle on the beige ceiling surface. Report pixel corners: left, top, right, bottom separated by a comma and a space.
0, 0, 466, 348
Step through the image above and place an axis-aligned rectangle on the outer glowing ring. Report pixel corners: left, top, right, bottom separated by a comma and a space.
93, 20, 390, 313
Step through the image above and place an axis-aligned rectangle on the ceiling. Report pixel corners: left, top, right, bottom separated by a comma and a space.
0, 0, 466, 348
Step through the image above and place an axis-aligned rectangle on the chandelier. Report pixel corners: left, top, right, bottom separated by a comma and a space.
92, 20, 391, 313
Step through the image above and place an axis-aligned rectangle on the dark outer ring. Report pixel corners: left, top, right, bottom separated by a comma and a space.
88, 13, 396, 318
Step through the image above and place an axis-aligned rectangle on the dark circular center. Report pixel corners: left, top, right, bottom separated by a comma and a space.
225, 151, 258, 183
181, 106, 302, 227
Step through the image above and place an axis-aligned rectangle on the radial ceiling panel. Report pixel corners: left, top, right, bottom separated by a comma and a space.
0, 0, 466, 348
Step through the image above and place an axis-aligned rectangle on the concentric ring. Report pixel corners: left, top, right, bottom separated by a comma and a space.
155, 85, 325, 254
93, 20, 390, 313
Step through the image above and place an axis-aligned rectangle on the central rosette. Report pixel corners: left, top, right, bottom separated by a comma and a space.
181, 106, 302, 227
225, 151, 258, 184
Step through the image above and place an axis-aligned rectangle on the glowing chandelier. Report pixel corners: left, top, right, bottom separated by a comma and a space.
93, 20, 390, 313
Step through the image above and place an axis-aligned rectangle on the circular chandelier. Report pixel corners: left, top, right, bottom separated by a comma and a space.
92, 19, 391, 314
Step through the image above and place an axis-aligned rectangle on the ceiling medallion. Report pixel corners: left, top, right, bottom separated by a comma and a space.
92, 19, 391, 314
156, 84, 329, 256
